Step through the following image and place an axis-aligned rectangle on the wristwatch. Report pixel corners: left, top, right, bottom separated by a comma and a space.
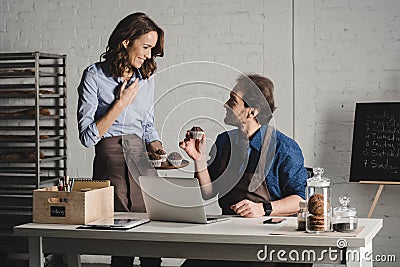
263, 202, 273, 216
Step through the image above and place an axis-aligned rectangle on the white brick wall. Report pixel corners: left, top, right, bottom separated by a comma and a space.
310, 1, 400, 266
1, 0, 399, 265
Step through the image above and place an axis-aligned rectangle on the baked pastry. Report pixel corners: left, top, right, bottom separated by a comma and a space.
307, 215, 327, 232
26, 108, 51, 116
148, 153, 162, 167
307, 193, 331, 232
0, 89, 54, 95
308, 193, 326, 215
0, 68, 35, 74
0, 135, 49, 140
0, 151, 44, 161
167, 152, 183, 166
155, 149, 167, 162
168, 152, 182, 160
0, 108, 50, 117
190, 126, 204, 139
27, 151, 45, 160
149, 153, 161, 160
155, 149, 167, 155
38, 90, 55, 95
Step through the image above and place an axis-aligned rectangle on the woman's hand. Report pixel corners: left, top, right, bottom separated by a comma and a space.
96, 78, 139, 138
147, 140, 163, 154
179, 130, 206, 161
117, 78, 139, 108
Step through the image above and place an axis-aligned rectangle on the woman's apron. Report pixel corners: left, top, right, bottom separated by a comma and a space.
93, 135, 156, 212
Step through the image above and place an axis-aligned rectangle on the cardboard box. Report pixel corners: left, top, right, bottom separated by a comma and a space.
33, 186, 114, 224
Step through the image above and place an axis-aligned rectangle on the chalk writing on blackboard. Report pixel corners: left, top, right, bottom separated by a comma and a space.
350, 103, 400, 182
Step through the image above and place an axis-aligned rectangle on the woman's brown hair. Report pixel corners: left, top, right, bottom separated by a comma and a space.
101, 12, 164, 79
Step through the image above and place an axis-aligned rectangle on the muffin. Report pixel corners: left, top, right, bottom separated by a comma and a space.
190, 126, 204, 140
148, 153, 162, 167
155, 149, 167, 162
167, 152, 183, 166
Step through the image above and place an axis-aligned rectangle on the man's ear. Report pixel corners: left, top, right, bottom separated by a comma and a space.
122, 40, 129, 49
249, 107, 260, 118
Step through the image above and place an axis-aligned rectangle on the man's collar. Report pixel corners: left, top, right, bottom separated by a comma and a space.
250, 125, 268, 152
232, 125, 267, 151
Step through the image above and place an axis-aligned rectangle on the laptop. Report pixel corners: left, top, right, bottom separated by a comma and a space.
78, 218, 150, 230
139, 176, 229, 224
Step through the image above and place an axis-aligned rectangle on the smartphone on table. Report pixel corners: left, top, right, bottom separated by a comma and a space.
263, 218, 286, 224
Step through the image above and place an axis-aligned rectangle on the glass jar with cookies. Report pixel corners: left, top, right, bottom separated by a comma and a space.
306, 167, 332, 233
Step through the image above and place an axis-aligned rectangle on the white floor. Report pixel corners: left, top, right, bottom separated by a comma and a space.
75, 255, 185, 267
42, 255, 185, 267
0, 254, 185, 267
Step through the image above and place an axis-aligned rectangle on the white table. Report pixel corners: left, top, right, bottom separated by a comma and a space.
14, 213, 382, 267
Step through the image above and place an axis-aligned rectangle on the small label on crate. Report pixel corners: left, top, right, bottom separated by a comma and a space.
50, 206, 66, 217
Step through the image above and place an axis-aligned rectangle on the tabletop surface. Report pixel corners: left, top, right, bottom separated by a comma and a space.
14, 213, 383, 248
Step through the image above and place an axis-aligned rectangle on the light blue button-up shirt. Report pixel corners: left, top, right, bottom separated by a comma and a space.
77, 61, 160, 148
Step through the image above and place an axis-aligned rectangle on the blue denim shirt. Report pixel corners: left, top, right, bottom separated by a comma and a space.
77, 61, 160, 148
208, 125, 307, 200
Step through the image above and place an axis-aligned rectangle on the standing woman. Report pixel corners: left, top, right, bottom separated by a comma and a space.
77, 13, 164, 267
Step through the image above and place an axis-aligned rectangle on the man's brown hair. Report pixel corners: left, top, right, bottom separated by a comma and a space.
235, 74, 276, 124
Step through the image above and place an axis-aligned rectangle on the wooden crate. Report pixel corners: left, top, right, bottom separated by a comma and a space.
33, 186, 114, 224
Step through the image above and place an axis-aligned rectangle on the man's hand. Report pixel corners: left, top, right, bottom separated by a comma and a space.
179, 130, 206, 161
230, 199, 265, 218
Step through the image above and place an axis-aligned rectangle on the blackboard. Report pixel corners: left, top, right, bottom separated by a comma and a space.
350, 102, 400, 182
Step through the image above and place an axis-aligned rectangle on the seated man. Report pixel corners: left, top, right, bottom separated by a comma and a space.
179, 74, 310, 267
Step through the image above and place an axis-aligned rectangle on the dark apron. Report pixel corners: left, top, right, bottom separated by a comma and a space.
93, 135, 157, 212
216, 127, 274, 215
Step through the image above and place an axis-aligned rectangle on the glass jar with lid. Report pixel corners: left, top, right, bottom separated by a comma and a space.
306, 167, 332, 233
297, 200, 307, 231
332, 196, 358, 232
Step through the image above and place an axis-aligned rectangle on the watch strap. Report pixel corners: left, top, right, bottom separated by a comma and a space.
263, 202, 272, 216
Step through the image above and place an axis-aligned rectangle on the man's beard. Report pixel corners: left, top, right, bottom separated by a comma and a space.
224, 110, 240, 126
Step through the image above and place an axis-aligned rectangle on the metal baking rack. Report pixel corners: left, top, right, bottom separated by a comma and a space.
0, 52, 67, 254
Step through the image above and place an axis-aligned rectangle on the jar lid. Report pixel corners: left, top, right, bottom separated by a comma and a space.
333, 196, 357, 217
307, 167, 330, 187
